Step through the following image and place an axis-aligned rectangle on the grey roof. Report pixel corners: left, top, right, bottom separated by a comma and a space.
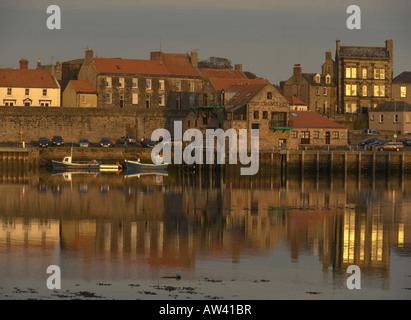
393, 72, 411, 84
339, 46, 390, 59
370, 101, 411, 112
301, 73, 335, 86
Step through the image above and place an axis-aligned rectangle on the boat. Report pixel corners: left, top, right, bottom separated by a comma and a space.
124, 158, 168, 170
52, 156, 122, 170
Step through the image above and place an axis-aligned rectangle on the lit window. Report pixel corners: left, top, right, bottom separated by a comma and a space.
291, 131, 298, 138
362, 68, 367, 79
345, 67, 357, 79
401, 86, 407, 98
325, 75, 331, 84
159, 80, 165, 91
119, 77, 124, 87
313, 131, 319, 139
332, 132, 339, 139
106, 77, 112, 87
132, 78, 138, 88
379, 114, 384, 123
374, 85, 385, 97
132, 93, 138, 104
374, 68, 385, 80
362, 85, 367, 97
345, 84, 357, 96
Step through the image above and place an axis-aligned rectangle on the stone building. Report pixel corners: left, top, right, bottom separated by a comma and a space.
223, 82, 290, 151
78, 48, 203, 110
282, 49, 337, 115
287, 111, 348, 150
392, 72, 411, 105
62, 80, 97, 108
369, 101, 411, 134
0, 59, 60, 107
335, 39, 394, 114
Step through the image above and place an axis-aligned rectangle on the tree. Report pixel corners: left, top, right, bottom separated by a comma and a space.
198, 57, 233, 69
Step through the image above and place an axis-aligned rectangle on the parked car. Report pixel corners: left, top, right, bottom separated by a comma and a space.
127, 136, 136, 144
140, 138, 156, 148
79, 138, 89, 148
100, 138, 111, 148
358, 138, 377, 146
368, 139, 389, 147
401, 138, 411, 146
361, 129, 380, 135
51, 136, 64, 146
38, 138, 49, 148
377, 141, 405, 151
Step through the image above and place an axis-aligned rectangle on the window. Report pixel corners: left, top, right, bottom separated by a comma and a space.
262, 111, 268, 119
132, 93, 138, 105
175, 95, 181, 109
291, 131, 298, 138
146, 79, 152, 90
81, 95, 86, 103
379, 114, 384, 123
345, 103, 357, 114
279, 139, 286, 147
132, 78, 138, 88
189, 81, 194, 92
313, 131, 319, 139
394, 114, 398, 123
374, 85, 385, 97
314, 74, 320, 83
325, 74, 331, 84
7, 88, 12, 95
24, 102, 30, 106
145, 94, 151, 108
323, 88, 327, 96
267, 92, 273, 99
159, 94, 165, 106
176, 81, 181, 91
25, 89, 29, 95
332, 132, 339, 139
345, 84, 357, 96
106, 77, 112, 87
159, 80, 165, 91
43, 89, 47, 96
253, 111, 259, 119
315, 101, 319, 110
119, 77, 124, 87
370, 114, 375, 121
345, 67, 357, 79
316, 87, 320, 96
406, 114, 410, 123
362, 68, 367, 79
401, 86, 407, 98
362, 85, 367, 97
106, 93, 112, 104
374, 68, 385, 80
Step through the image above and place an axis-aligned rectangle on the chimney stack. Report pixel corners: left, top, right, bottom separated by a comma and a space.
85, 48, 93, 63
19, 59, 28, 70
293, 64, 302, 75
150, 51, 163, 64
234, 64, 243, 72
325, 49, 332, 61
190, 50, 198, 67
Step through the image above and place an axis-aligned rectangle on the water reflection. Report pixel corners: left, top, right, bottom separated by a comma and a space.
0, 166, 411, 297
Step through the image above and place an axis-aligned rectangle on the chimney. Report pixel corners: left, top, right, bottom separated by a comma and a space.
385, 39, 393, 59
19, 59, 28, 70
325, 49, 332, 61
293, 64, 302, 75
190, 50, 198, 67
150, 51, 163, 64
234, 64, 243, 72
336, 39, 341, 53
85, 48, 93, 64
36, 60, 42, 69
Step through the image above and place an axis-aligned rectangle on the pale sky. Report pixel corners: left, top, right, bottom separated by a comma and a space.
0, 0, 410, 84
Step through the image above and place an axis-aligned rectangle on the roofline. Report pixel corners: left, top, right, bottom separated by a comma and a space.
96, 72, 201, 79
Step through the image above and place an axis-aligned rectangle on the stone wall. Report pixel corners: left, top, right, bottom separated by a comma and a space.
0, 107, 188, 144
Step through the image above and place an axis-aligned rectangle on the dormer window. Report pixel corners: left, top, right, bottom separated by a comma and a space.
325, 74, 331, 84
314, 74, 321, 84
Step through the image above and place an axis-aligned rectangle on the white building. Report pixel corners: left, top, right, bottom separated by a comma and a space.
0, 59, 60, 107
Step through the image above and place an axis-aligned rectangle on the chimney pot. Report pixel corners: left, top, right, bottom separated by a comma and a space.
19, 59, 29, 70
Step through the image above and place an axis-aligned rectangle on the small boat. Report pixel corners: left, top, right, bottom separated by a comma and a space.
52, 156, 101, 169
124, 158, 168, 170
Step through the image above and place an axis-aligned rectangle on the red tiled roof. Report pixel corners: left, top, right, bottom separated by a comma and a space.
289, 111, 346, 129
69, 80, 96, 93
0, 68, 59, 88
284, 95, 306, 106
92, 53, 201, 78
226, 83, 267, 106
200, 68, 246, 79
210, 78, 267, 92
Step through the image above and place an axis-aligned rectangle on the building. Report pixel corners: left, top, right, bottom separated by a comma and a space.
392, 72, 411, 105
287, 111, 348, 149
335, 39, 393, 114
282, 49, 337, 115
369, 101, 411, 134
223, 82, 290, 151
62, 80, 97, 107
0, 59, 60, 107
283, 95, 308, 111
78, 48, 203, 110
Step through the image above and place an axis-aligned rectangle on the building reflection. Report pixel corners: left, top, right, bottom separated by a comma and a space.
0, 168, 411, 288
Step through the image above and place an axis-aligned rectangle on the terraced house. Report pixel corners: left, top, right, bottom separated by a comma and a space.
78, 48, 203, 110
335, 39, 393, 114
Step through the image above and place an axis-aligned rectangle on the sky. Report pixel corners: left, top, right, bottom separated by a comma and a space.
0, 0, 410, 84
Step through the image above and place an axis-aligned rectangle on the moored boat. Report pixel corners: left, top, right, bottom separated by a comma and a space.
52, 156, 122, 170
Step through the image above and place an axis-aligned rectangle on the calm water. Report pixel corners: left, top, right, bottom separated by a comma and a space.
0, 166, 411, 300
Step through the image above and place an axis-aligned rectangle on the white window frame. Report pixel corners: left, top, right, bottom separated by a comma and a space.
119, 77, 124, 88
146, 79, 152, 90
159, 80, 165, 91
159, 94, 165, 106
106, 77, 112, 87
132, 93, 138, 105
132, 78, 138, 88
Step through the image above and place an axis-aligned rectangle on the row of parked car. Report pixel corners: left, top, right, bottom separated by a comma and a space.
358, 137, 410, 151
38, 135, 138, 148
